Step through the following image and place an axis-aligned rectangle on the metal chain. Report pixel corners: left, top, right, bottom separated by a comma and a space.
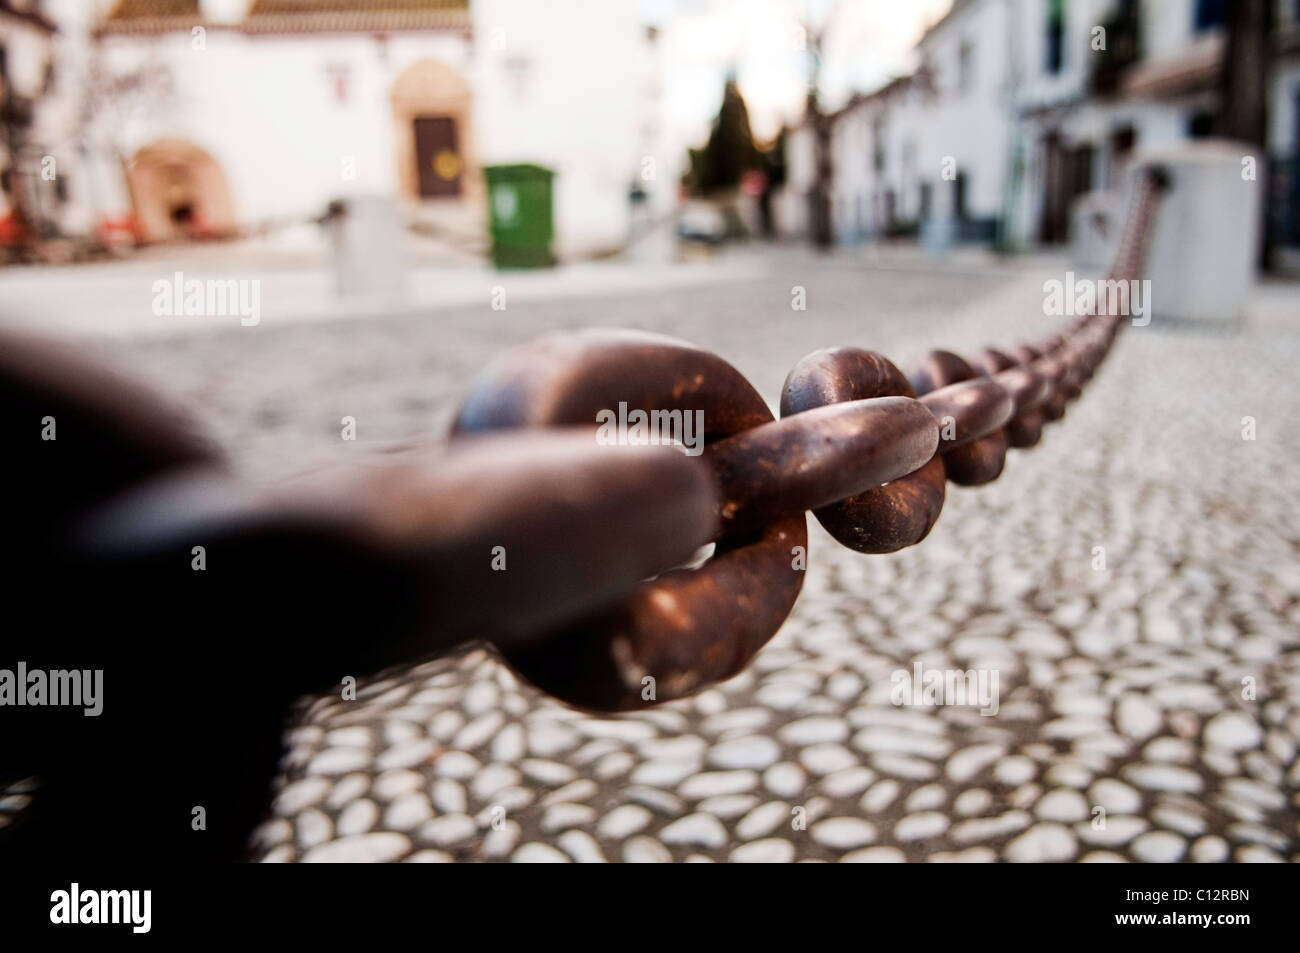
9, 167, 1170, 715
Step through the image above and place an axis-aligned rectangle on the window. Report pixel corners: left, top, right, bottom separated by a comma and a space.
1187, 110, 1214, 138
1194, 0, 1225, 32
1045, 0, 1065, 75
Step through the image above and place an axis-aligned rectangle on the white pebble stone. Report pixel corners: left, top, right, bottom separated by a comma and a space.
799, 742, 858, 776
296, 809, 333, 849
953, 788, 993, 816
621, 785, 683, 815
307, 748, 371, 776
301, 832, 410, 863
491, 724, 526, 763
1190, 835, 1229, 863
326, 773, 370, 809
780, 717, 850, 746
557, 830, 607, 863
1080, 851, 1128, 863
372, 769, 425, 801
471, 764, 522, 801
542, 803, 597, 833
763, 762, 806, 798
993, 755, 1037, 786
623, 836, 672, 863
841, 846, 906, 863
481, 820, 522, 858
827, 672, 865, 701
946, 744, 1005, 783
336, 799, 379, 836
454, 712, 505, 751
1235, 845, 1285, 863
894, 812, 949, 841
729, 838, 795, 863
1004, 822, 1077, 862
598, 804, 653, 839
1204, 711, 1262, 751
905, 784, 947, 812
709, 736, 782, 770
1131, 830, 1186, 863
433, 751, 481, 780
540, 779, 599, 806
275, 776, 332, 814
869, 752, 937, 780
697, 794, 759, 819
632, 758, 703, 787
429, 711, 464, 742
417, 814, 476, 847
1142, 737, 1195, 764
384, 793, 433, 831
660, 813, 729, 848
462, 680, 499, 716
1150, 805, 1206, 837
1043, 763, 1092, 789
520, 759, 578, 786
860, 779, 901, 814
701, 708, 771, 735
1122, 763, 1203, 793
527, 721, 580, 757
1036, 788, 1090, 823
404, 850, 454, 863
1115, 694, 1162, 739
928, 848, 997, 863
1087, 778, 1142, 814
324, 726, 372, 749
820, 767, 877, 798
812, 817, 877, 849
1077, 815, 1148, 847
432, 778, 468, 814
594, 752, 636, 780
512, 842, 571, 863
375, 738, 436, 772
679, 770, 758, 799
736, 801, 790, 840
577, 719, 657, 743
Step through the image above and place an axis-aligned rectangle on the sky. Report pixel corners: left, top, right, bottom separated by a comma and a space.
650, 0, 954, 145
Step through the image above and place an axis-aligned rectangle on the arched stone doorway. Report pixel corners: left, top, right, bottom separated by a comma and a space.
126, 140, 235, 242
390, 59, 477, 202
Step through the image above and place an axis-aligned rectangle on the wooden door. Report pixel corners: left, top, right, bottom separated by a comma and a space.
414, 117, 462, 198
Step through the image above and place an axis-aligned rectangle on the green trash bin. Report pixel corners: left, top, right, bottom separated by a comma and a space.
484, 164, 555, 268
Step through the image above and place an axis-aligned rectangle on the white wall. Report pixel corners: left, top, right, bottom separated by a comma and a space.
471, 0, 663, 257
93, 29, 472, 226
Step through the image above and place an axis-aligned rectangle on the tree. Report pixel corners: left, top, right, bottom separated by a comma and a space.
684, 76, 758, 196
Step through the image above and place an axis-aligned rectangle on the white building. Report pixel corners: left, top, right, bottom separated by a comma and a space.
43, 0, 669, 259
787, 0, 1300, 256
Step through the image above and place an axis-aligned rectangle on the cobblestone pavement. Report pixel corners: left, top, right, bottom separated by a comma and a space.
27, 251, 1300, 862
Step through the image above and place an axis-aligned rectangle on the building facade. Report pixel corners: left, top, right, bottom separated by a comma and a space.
30, 0, 670, 259
785, 0, 1300, 258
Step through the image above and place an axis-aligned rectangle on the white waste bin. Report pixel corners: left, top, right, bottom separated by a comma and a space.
1137, 140, 1260, 324
329, 195, 406, 299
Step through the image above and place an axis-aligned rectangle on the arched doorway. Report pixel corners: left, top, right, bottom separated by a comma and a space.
390, 59, 476, 201
126, 140, 235, 242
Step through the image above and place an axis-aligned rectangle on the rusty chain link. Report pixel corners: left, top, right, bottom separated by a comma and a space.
8, 166, 1170, 718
